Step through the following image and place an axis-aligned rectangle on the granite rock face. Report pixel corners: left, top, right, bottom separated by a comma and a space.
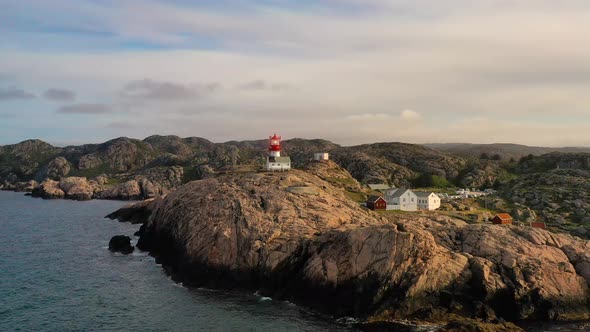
32, 179, 65, 199
45, 157, 71, 179
114, 170, 590, 327
505, 169, 590, 236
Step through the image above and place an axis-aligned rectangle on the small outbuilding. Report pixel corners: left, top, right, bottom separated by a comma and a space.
530, 221, 546, 229
492, 213, 513, 225
314, 152, 329, 162
366, 195, 387, 210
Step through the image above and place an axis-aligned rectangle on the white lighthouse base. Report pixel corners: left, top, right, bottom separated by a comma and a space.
265, 156, 291, 171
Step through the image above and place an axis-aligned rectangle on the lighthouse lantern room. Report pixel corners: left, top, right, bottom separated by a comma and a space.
265, 133, 291, 171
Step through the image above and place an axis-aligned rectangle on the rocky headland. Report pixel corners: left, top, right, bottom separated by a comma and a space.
108, 163, 590, 331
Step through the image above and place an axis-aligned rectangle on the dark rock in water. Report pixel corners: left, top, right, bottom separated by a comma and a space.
24, 193, 32, 196
108, 235, 134, 254
105, 199, 155, 224
134, 224, 146, 237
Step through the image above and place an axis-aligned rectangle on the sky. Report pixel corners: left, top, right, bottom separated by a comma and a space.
1, 0, 590, 147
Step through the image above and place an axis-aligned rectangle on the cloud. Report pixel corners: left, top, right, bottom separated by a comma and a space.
57, 103, 111, 114
43, 88, 76, 101
120, 79, 219, 100
0, 87, 35, 100
3, 1, 590, 146
400, 109, 422, 121
236, 80, 293, 92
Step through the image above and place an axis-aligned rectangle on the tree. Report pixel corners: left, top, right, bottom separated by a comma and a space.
491, 154, 502, 161
480, 153, 490, 160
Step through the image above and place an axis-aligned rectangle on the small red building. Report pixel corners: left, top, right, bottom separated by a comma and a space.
492, 213, 513, 225
530, 221, 546, 229
366, 195, 387, 210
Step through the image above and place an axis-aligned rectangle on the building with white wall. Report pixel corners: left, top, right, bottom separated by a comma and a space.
384, 188, 418, 211
415, 192, 442, 210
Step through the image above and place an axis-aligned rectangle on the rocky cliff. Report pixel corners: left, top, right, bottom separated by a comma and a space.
110, 167, 590, 330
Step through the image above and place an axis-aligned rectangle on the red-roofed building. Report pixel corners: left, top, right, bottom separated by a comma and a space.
492, 213, 513, 225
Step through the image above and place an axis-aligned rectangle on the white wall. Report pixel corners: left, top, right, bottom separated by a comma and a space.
266, 162, 291, 171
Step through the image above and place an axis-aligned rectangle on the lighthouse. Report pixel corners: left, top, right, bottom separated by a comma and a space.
265, 133, 291, 171
269, 134, 281, 157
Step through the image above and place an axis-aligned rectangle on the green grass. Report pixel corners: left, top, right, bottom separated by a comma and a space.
182, 166, 200, 184
345, 190, 366, 202
413, 187, 457, 195
68, 164, 113, 179
105, 177, 122, 185
327, 176, 357, 186
376, 210, 414, 215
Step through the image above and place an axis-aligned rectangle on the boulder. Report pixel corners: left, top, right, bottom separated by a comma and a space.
59, 177, 95, 201
95, 174, 108, 186
14, 180, 39, 192
108, 235, 134, 254
45, 157, 70, 179
32, 179, 65, 199
96, 180, 142, 200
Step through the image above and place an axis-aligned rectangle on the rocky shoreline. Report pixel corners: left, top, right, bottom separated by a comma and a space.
1, 165, 183, 201
106, 165, 590, 331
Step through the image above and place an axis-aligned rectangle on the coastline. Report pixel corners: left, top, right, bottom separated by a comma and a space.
104, 170, 590, 331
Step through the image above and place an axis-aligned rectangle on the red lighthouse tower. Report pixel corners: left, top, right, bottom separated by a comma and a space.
268, 134, 281, 157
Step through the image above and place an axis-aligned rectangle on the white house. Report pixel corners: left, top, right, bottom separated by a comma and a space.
415, 192, 441, 211
384, 188, 418, 211
314, 152, 329, 161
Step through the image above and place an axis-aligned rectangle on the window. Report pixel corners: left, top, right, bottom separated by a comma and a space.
403, 198, 406, 202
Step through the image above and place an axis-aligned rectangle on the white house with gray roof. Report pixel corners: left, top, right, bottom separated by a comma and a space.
384, 188, 418, 211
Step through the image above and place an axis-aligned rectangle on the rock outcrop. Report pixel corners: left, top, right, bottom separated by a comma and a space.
32, 179, 65, 199
506, 169, 590, 236
44, 157, 71, 179
111, 170, 590, 328
108, 235, 134, 254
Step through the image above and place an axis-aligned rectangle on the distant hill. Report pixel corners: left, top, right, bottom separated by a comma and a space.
425, 143, 590, 161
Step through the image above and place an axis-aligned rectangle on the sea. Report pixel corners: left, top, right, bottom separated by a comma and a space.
0, 191, 586, 332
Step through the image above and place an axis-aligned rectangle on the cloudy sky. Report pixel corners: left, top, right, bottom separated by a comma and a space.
1, 0, 590, 146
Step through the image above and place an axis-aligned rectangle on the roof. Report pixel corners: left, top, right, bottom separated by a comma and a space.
368, 184, 390, 191
494, 213, 513, 220
388, 188, 412, 199
366, 195, 385, 203
415, 191, 436, 197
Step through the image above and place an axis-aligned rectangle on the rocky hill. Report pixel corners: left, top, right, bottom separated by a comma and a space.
0, 136, 479, 199
2, 136, 590, 237
503, 153, 590, 237
108, 166, 590, 330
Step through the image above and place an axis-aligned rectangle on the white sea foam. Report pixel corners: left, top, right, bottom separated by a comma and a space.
335, 317, 359, 325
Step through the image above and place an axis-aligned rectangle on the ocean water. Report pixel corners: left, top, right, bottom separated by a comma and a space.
0, 191, 358, 332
